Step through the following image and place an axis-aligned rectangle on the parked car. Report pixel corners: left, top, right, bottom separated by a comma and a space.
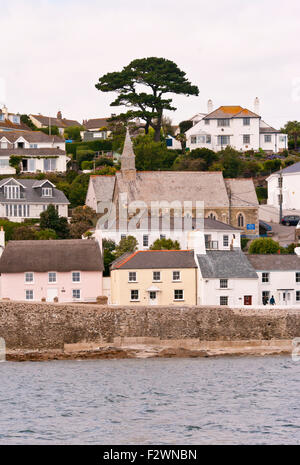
259, 220, 273, 236
281, 215, 300, 226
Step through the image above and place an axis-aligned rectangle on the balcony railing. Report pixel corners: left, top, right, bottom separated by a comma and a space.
205, 240, 219, 250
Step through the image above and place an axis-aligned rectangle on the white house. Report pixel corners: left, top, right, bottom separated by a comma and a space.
0, 177, 69, 221
267, 162, 300, 210
185, 99, 287, 154
0, 130, 68, 174
99, 217, 242, 251
248, 253, 300, 305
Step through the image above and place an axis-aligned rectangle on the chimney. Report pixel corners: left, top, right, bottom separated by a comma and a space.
0, 226, 5, 257
57, 110, 62, 120
207, 99, 213, 114
2, 105, 8, 119
187, 230, 206, 257
254, 97, 260, 115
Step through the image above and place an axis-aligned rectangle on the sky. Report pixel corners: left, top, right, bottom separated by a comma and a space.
1, 0, 300, 128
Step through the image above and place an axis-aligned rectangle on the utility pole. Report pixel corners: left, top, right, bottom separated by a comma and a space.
228, 187, 232, 226
279, 171, 283, 223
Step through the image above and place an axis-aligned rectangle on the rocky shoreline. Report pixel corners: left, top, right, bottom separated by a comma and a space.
6, 340, 292, 362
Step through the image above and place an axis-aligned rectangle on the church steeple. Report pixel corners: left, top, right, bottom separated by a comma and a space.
121, 128, 136, 181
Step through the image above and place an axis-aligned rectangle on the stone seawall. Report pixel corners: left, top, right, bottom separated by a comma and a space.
0, 301, 299, 360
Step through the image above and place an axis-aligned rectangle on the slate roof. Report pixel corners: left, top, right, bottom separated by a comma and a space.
116, 171, 230, 207
0, 239, 103, 273
83, 118, 109, 130
31, 115, 80, 128
224, 179, 259, 207
197, 250, 258, 278
111, 250, 197, 270
0, 178, 69, 204
88, 175, 116, 203
0, 130, 64, 144
204, 106, 260, 119
278, 162, 300, 175
247, 254, 300, 271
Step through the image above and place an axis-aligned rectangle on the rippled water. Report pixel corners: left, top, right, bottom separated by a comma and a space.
0, 356, 299, 444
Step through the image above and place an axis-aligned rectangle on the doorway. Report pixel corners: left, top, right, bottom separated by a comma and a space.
149, 291, 158, 305
244, 295, 252, 305
47, 288, 58, 302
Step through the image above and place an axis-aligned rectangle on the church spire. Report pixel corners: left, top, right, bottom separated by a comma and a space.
121, 127, 136, 181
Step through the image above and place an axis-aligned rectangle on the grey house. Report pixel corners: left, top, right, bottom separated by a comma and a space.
0, 177, 69, 222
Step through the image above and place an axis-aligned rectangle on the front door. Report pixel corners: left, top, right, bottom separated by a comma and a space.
280, 291, 291, 305
244, 295, 252, 305
47, 288, 58, 302
149, 291, 158, 305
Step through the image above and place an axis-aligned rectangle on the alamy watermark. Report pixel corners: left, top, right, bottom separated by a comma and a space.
96, 196, 205, 233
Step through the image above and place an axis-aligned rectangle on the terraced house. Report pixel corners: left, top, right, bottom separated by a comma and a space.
0, 130, 68, 174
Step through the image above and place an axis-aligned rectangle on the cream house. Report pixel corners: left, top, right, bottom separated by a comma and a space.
110, 250, 197, 306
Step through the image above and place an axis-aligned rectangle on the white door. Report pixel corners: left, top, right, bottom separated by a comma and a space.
47, 288, 58, 302
280, 291, 291, 305
149, 291, 158, 305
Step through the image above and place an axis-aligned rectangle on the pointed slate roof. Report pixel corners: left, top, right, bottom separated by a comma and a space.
122, 128, 135, 158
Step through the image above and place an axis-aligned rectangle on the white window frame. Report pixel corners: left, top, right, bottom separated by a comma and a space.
143, 235, 149, 247
42, 187, 53, 197
243, 118, 250, 126
243, 134, 250, 144
72, 271, 81, 283
128, 271, 137, 282
220, 279, 228, 289
174, 289, 184, 301
264, 135, 272, 143
25, 272, 34, 283
153, 271, 161, 282
72, 289, 81, 300
223, 235, 229, 247
172, 271, 181, 282
25, 289, 34, 300
130, 289, 139, 301
262, 272, 269, 283
217, 119, 230, 127
48, 272, 57, 283
220, 296, 228, 306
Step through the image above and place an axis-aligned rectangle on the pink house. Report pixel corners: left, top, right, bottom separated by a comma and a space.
0, 239, 103, 302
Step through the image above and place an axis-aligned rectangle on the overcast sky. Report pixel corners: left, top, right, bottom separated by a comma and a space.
1, 0, 300, 128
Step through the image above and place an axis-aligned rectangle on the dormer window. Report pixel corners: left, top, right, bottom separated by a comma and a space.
42, 187, 53, 197
4, 185, 20, 199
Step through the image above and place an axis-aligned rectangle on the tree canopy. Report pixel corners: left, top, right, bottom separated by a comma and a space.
95, 57, 199, 141
282, 121, 300, 149
150, 238, 180, 250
